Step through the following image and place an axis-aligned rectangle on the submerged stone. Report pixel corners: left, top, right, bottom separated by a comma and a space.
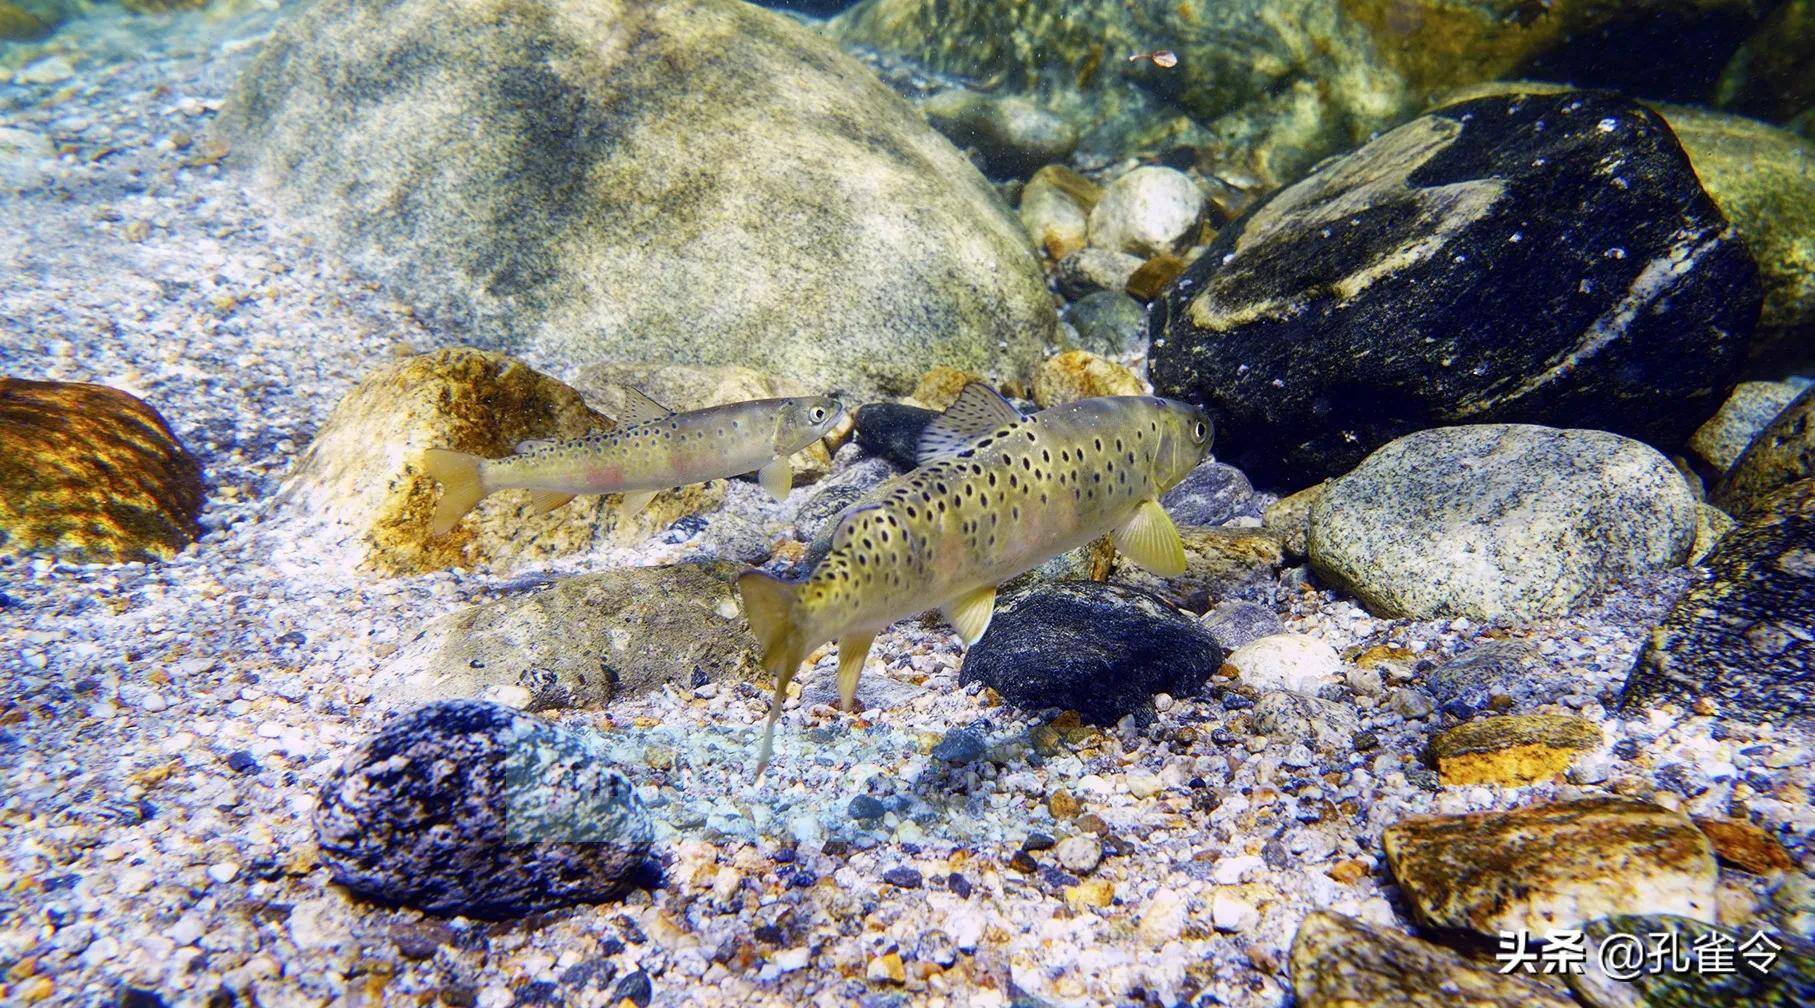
1622, 478, 1815, 724
1384, 797, 1718, 936
1429, 714, 1603, 787
1290, 910, 1579, 1008
1308, 425, 1699, 621
1149, 91, 1759, 488
961, 581, 1223, 724
315, 700, 652, 918
381, 561, 753, 712
1690, 381, 1804, 476
218, 0, 1054, 398
1571, 915, 1815, 1008
0, 378, 204, 564
1717, 386, 1815, 516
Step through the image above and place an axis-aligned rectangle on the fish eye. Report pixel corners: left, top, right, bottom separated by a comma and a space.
1192, 420, 1208, 442
810, 407, 827, 422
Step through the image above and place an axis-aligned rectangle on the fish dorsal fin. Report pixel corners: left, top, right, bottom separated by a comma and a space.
916, 382, 1023, 465
514, 438, 556, 455
611, 386, 674, 426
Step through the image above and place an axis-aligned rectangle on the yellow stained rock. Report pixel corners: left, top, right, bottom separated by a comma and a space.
1064, 877, 1115, 909
279, 348, 716, 575
1124, 252, 1189, 302
0, 378, 204, 563
1694, 815, 1796, 875
1383, 796, 1718, 936
1032, 350, 1144, 408
1428, 713, 1602, 786
911, 365, 988, 410
867, 951, 906, 984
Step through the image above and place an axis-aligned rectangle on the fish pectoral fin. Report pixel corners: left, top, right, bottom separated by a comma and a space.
916, 381, 1023, 465
756, 457, 793, 501
527, 490, 576, 515
941, 584, 998, 646
608, 385, 674, 426
1113, 499, 1188, 578
617, 490, 659, 521
836, 630, 876, 712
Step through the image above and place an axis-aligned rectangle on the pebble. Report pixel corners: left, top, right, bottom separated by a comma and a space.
1054, 836, 1103, 874
1211, 892, 1260, 932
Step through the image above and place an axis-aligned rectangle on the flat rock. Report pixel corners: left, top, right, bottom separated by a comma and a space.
1690, 381, 1804, 476
1251, 690, 1360, 755
315, 700, 652, 918
0, 378, 203, 563
1717, 386, 1815, 516
961, 581, 1224, 724
1422, 641, 1564, 719
1290, 910, 1579, 1008
1149, 91, 1759, 488
217, 0, 1053, 398
1622, 478, 1815, 724
278, 348, 712, 575
1571, 914, 1814, 1008
1383, 797, 1718, 935
1106, 526, 1287, 611
381, 562, 752, 711
1429, 714, 1603, 787
1308, 425, 1699, 621
1222, 633, 1344, 694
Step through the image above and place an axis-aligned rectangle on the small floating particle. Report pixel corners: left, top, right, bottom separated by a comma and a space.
1128, 49, 1178, 68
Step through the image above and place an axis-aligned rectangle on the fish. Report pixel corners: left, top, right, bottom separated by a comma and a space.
1129, 49, 1178, 68
738, 382, 1212, 774
418, 388, 846, 536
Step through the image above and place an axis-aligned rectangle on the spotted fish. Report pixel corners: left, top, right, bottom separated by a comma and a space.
739, 383, 1213, 773
419, 388, 845, 536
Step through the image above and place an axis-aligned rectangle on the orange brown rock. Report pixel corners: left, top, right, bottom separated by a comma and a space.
1694, 816, 1795, 875
0, 378, 204, 563
1428, 713, 1602, 786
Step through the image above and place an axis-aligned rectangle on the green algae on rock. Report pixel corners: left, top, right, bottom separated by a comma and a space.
216, 0, 1054, 399
1290, 910, 1580, 1008
1383, 797, 1719, 936
1571, 914, 1814, 1008
0, 378, 204, 564
1624, 477, 1815, 724
278, 347, 715, 576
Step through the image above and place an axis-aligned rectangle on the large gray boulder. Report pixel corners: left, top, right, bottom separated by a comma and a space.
1308, 425, 1699, 621
217, 0, 1054, 397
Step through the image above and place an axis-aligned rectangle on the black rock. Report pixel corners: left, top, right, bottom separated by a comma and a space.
314, 700, 652, 919
224, 750, 258, 774
881, 865, 924, 888
853, 402, 937, 469
961, 581, 1225, 724
1158, 458, 1258, 526
610, 970, 653, 1008
847, 794, 885, 820
930, 725, 990, 764
117, 988, 166, 1008
1622, 478, 1815, 723
1149, 90, 1760, 489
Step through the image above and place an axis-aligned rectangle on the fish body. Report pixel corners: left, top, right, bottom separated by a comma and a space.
740, 383, 1212, 773
420, 391, 844, 536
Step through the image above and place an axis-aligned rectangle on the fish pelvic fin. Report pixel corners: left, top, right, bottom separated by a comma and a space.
738, 570, 810, 778
419, 448, 490, 537
1113, 499, 1187, 578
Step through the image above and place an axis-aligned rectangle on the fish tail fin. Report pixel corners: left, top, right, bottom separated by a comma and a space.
738, 570, 809, 778
419, 448, 490, 537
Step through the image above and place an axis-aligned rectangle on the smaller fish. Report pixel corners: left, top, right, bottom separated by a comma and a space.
419, 388, 845, 536
1129, 49, 1178, 68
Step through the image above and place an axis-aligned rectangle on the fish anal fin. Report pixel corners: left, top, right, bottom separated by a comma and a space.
527, 489, 575, 515
757, 457, 793, 501
617, 490, 658, 521
1113, 499, 1187, 578
836, 630, 876, 712
916, 381, 1023, 465
941, 584, 998, 646
609, 385, 673, 426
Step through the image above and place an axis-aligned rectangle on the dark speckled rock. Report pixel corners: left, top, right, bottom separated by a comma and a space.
315, 700, 652, 919
1158, 459, 1258, 527
1717, 386, 1815, 516
1572, 915, 1814, 1008
1291, 910, 1578, 1008
1149, 90, 1760, 489
853, 402, 938, 470
1622, 478, 1815, 724
961, 581, 1223, 724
